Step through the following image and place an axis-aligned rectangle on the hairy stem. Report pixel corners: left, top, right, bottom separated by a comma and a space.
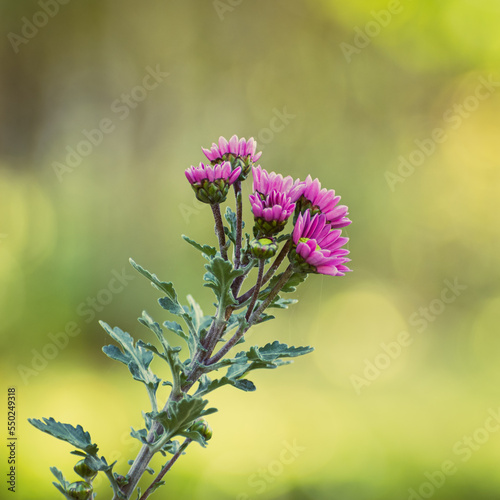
238, 239, 292, 304
138, 439, 192, 500
245, 259, 265, 321
233, 181, 243, 269
249, 264, 294, 322
207, 264, 294, 365
211, 204, 227, 260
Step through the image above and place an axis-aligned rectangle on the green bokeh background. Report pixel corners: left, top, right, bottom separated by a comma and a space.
1, 1, 500, 499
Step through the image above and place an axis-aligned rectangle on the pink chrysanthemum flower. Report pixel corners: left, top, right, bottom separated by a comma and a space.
249, 189, 295, 236
289, 210, 351, 276
185, 161, 241, 204
295, 175, 351, 229
252, 165, 304, 202
202, 135, 262, 179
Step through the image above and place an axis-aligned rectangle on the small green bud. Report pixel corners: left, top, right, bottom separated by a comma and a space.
66, 481, 93, 500
249, 237, 278, 259
74, 460, 97, 482
190, 419, 213, 441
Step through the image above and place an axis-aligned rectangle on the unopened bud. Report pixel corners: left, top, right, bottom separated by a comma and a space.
249, 238, 278, 259
66, 481, 93, 500
74, 460, 97, 482
190, 419, 213, 441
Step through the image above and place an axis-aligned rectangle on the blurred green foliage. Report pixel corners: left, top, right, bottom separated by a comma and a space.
1, 0, 500, 498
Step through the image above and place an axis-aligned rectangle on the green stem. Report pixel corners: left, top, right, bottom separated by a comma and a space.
249, 264, 294, 323
211, 204, 227, 260
237, 238, 292, 304
245, 259, 265, 321
207, 264, 294, 365
233, 181, 243, 269
138, 439, 192, 500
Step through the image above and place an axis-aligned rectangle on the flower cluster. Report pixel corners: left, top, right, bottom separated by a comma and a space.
186, 135, 351, 277
202, 135, 262, 179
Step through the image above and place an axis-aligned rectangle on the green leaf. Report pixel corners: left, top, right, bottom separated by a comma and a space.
152, 395, 217, 441
260, 272, 307, 298
256, 341, 314, 360
130, 258, 180, 301
268, 297, 298, 309
84, 454, 115, 473
29, 418, 98, 455
204, 257, 244, 309
224, 206, 242, 246
195, 375, 256, 396
182, 235, 217, 258
226, 342, 313, 380
186, 294, 204, 332
163, 320, 188, 341
100, 322, 160, 392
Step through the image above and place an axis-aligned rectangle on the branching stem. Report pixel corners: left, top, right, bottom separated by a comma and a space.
138, 439, 192, 500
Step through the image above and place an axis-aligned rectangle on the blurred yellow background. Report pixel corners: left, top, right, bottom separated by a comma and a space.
1, 1, 500, 499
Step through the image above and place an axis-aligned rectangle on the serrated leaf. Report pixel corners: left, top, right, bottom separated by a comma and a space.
204, 257, 244, 308
260, 272, 307, 299
268, 297, 298, 309
186, 295, 204, 332
51, 467, 70, 489
130, 258, 179, 300
182, 235, 217, 258
194, 375, 256, 396
256, 341, 314, 360
84, 454, 115, 473
100, 322, 160, 391
130, 427, 149, 445
225, 342, 313, 380
224, 206, 242, 246
158, 296, 185, 316
152, 395, 217, 440
29, 418, 98, 455
163, 320, 188, 341
178, 429, 209, 447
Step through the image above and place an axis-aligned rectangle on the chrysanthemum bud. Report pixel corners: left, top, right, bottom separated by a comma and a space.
185, 162, 241, 204
74, 460, 97, 482
190, 419, 213, 441
249, 238, 278, 259
66, 481, 93, 500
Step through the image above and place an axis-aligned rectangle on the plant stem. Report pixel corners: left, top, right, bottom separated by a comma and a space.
245, 259, 265, 321
238, 239, 292, 304
207, 264, 294, 365
211, 204, 227, 260
138, 439, 192, 500
233, 181, 243, 269
249, 264, 294, 323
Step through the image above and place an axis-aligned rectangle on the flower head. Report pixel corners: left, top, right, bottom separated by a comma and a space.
250, 189, 295, 236
185, 161, 241, 204
289, 210, 351, 276
252, 165, 304, 202
295, 175, 351, 229
249, 237, 278, 259
202, 135, 262, 179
